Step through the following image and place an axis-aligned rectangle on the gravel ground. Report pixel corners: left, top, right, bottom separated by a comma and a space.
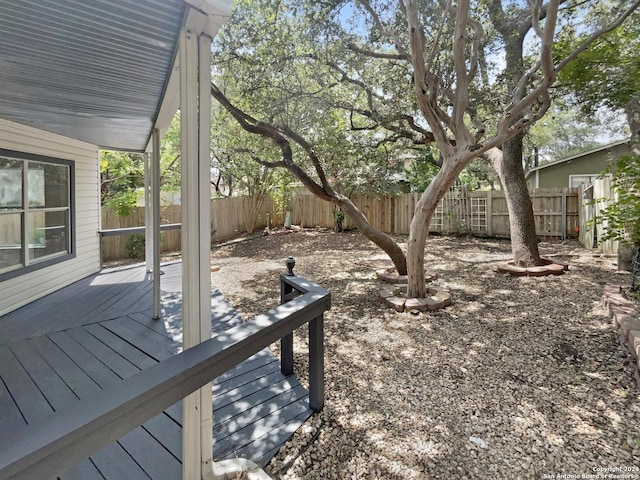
209, 228, 640, 480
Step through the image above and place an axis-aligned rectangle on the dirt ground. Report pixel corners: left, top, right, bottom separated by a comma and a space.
207, 228, 640, 480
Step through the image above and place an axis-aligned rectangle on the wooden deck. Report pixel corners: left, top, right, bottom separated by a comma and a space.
0, 262, 312, 479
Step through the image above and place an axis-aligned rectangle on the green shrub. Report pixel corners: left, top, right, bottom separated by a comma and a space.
334, 209, 345, 232
593, 153, 640, 247
124, 233, 146, 261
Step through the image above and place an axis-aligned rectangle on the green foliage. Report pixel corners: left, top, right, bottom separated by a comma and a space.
526, 106, 622, 163
103, 190, 140, 217
124, 233, 146, 261
404, 147, 440, 193
211, 0, 422, 198
100, 151, 144, 216
271, 171, 295, 216
593, 153, 640, 246
555, 18, 640, 116
404, 148, 497, 192
159, 115, 182, 193
333, 208, 345, 232
100, 114, 182, 218
459, 159, 499, 191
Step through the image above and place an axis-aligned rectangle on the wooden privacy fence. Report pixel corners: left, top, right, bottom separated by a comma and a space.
293, 187, 579, 238
101, 197, 278, 261
579, 176, 618, 255
101, 188, 580, 261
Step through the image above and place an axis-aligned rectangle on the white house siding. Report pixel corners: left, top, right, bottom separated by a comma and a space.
0, 118, 101, 316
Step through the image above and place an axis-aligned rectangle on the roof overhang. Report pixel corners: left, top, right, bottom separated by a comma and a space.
525, 138, 631, 178
0, 0, 232, 152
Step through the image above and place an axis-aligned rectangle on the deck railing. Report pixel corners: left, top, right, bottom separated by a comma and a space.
97, 224, 182, 268
280, 269, 327, 412
0, 274, 330, 480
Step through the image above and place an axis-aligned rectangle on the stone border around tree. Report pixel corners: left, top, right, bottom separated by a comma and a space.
602, 284, 640, 388
495, 257, 569, 277
379, 284, 452, 313
376, 267, 438, 284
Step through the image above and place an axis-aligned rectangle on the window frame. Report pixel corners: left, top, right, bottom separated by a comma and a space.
0, 149, 76, 282
568, 174, 601, 188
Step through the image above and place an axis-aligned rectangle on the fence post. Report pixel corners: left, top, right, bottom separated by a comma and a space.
561, 191, 567, 240
308, 314, 324, 412
486, 190, 493, 236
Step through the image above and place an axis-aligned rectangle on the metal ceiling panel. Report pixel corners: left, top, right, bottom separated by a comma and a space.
0, 0, 187, 151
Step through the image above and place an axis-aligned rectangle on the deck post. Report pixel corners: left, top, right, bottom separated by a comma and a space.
152, 131, 162, 320
280, 278, 294, 376
144, 152, 152, 273
308, 314, 325, 412
180, 18, 214, 479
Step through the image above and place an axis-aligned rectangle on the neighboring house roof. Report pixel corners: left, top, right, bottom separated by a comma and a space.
0, 0, 231, 152
526, 138, 630, 176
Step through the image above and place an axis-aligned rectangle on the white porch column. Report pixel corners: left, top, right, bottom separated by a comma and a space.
144, 152, 152, 273
152, 129, 162, 320
179, 25, 214, 479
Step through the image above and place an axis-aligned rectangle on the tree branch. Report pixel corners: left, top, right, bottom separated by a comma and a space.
555, 0, 640, 72
210, 82, 334, 202
451, 0, 472, 140
403, 0, 453, 156
347, 43, 410, 61
356, 0, 411, 59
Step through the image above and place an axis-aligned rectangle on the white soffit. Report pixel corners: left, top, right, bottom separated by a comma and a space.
0, 0, 185, 151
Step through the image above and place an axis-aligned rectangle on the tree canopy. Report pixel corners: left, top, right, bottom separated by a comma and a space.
211, 0, 640, 297
100, 115, 181, 216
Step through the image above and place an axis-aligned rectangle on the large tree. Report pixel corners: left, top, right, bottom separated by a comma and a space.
213, 0, 639, 298
482, 1, 633, 267
211, 3, 410, 271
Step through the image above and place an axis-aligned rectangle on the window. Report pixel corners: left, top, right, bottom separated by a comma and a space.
0, 150, 74, 278
569, 174, 600, 188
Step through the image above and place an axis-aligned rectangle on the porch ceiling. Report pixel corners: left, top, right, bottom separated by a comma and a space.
0, 0, 187, 152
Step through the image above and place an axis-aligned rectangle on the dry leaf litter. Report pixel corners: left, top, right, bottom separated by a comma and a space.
208, 229, 640, 480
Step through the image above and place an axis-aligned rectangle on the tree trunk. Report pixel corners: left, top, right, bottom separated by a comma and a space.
337, 195, 407, 274
243, 191, 267, 235
617, 243, 634, 272
407, 159, 468, 297
488, 139, 542, 266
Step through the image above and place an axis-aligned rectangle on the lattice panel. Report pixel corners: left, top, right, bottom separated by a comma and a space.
470, 196, 488, 232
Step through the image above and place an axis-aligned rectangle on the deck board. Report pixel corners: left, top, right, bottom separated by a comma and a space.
59, 459, 105, 480
215, 369, 289, 409
100, 317, 177, 361
29, 335, 102, 399
9, 341, 80, 410
66, 327, 142, 379
215, 395, 311, 459
0, 362, 26, 433
15, 266, 148, 341
0, 345, 53, 424
234, 410, 312, 467
141, 413, 182, 460
119, 427, 182, 480
83, 323, 158, 371
0, 262, 314, 478
90, 442, 151, 480
48, 330, 123, 388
